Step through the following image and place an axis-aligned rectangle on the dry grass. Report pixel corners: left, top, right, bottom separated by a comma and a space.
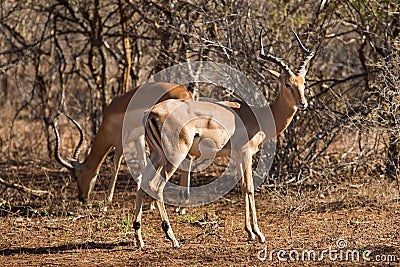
0, 114, 398, 266
0, 160, 399, 266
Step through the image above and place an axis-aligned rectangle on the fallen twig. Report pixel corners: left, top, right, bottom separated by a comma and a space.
0, 177, 51, 197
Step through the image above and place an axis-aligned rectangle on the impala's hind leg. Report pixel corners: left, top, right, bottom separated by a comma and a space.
134, 135, 156, 211
132, 156, 161, 248
154, 162, 180, 248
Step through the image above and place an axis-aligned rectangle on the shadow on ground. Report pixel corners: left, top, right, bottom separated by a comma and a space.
0, 241, 136, 256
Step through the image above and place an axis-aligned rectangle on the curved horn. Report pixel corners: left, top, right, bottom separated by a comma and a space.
259, 31, 293, 76
64, 115, 84, 161
292, 30, 314, 77
51, 114, 84, 170
52, 116, 74, 170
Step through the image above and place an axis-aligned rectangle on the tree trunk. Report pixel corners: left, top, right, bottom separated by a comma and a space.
119, 0, 132, 94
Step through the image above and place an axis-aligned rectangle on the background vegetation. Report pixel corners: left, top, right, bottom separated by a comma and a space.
0, 1, 399, 265
0, 0, 398, 193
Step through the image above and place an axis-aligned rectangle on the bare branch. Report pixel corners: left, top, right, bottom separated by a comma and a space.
0, 177, 50, 197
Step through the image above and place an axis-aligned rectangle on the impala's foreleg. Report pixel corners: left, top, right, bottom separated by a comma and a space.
106, 147, 123, 206
180, 156, 193, 200
240, 131, 266, 243
133, 187, 145, 248
237, 159, 255, 241
175, 156, 193, 214
135, 135, 147, 170
243, 152, 265, 243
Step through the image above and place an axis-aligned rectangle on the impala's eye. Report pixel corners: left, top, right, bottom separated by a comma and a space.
285, 83, 291, 88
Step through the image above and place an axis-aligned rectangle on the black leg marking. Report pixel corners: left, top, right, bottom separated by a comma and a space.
161, 221, 171, 240
161, 221, 169, 232
133, 221, 141, 230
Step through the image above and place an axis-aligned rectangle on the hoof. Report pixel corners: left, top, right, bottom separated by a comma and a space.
135, 235, 144, 249
247, 233, 256, 242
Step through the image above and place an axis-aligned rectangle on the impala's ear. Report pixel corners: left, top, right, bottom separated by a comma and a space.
267, 69, 281, 80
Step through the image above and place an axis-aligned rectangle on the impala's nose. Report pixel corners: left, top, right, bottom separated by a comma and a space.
298, 101, 308, 110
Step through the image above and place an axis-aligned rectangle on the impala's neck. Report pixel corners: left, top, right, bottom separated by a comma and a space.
82, 131, 113, 174
269, 89, 297, 136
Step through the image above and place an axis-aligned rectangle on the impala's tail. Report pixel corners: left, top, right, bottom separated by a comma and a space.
144, 110, 165, 161
142, 110, 169, 195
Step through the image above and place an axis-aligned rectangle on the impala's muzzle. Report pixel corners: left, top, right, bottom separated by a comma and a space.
78, 194, 88, 204
77, 184, 89, 204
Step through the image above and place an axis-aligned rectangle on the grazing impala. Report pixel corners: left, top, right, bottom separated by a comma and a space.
52, 82, 192, 205
132, 31, 314, 248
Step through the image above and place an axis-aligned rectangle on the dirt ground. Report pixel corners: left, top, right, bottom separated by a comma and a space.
0, 161, 399, 266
